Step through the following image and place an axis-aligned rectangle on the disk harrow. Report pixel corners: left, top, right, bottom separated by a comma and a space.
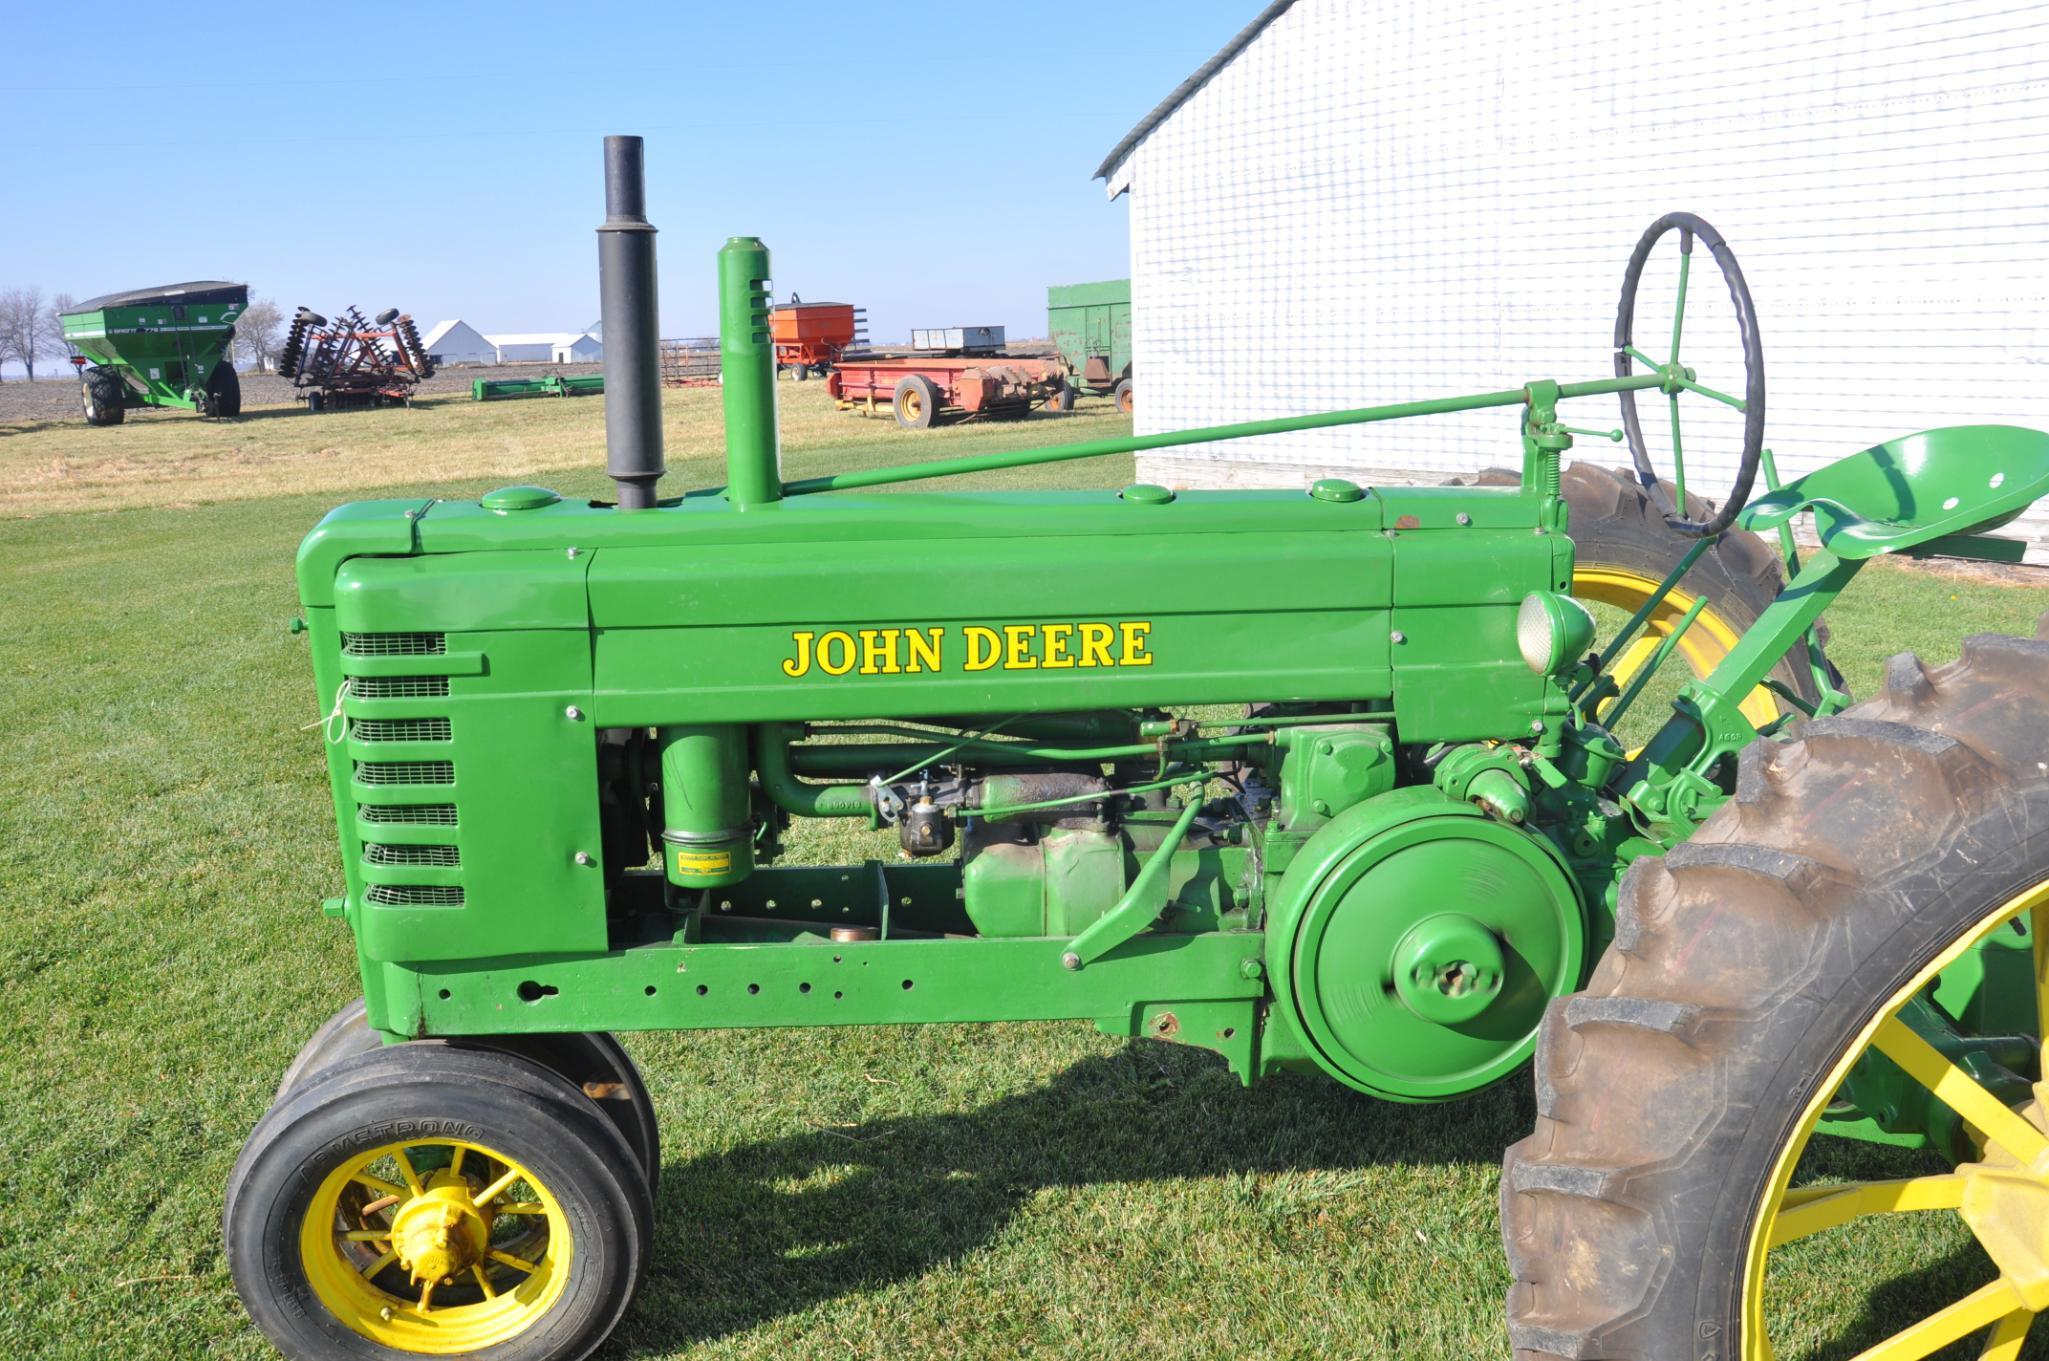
222, 137, 2049, 1361
279, 304, 436, 412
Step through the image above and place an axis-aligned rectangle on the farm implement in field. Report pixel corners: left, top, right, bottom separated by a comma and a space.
770, 296, 865, 380
228, 136, 2049, 1361
278, 305, 435, 412
829, 352, 1066, 427
60, 281, 248, 423
471, 373, 604, 401
1046, 277, 1132, 414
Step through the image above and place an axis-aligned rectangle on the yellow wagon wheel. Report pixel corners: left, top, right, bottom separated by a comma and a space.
1502, 615, 2049, 1360
228, 1043, 652, 1360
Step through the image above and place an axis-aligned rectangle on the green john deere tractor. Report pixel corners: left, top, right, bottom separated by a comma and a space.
225, 137, 2049, 1361
59, 281, 247, 423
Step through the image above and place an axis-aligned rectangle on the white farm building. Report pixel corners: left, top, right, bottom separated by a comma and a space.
553, 332, 603, 365
418, 320, 496, 367
487, 332, 603, 365
1099, 0, 2049, 560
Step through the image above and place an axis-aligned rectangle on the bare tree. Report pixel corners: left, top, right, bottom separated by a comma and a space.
48, 291, 79, 362
0, 286, 51, 381
235, 297, 285, 372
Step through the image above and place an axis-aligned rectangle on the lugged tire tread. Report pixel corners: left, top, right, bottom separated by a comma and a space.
1502, 628, 2049, 1359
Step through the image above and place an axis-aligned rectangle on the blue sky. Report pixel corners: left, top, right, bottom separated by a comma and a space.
3, 3, 1257, 351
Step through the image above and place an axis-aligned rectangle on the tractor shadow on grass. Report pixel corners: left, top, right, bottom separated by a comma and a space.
617, 1043, 1536, 1352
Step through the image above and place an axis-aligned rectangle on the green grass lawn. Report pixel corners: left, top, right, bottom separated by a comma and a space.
1, 387, 2046, 1359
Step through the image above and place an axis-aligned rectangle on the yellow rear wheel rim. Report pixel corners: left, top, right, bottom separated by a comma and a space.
300, 1136, 572, 1354
1742, 877, 2049, 1360
1573, 564, 1783, 730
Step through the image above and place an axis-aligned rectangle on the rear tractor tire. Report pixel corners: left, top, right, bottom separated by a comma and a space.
81, 369, 125, 426
228, 1043, 651, 1361
1502, 614, 2049, 1360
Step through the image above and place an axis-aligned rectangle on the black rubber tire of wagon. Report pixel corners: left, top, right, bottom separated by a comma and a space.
271, 996, 662, 1196
792, 362, 810, 381
893, 374, 940, 429
82, 370, 125, 426
1499, 614, 2049, 1359
1045, 384, 1075, 413
205, 360, 242, 417
227, 1043, 649, 1361
1466, 461, 1837, 708
1113, 377, 1133, 416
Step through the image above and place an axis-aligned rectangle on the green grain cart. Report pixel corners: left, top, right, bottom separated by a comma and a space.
60, 281, 247, 424
1046, 277, 1131, 413
226, 139, 2049, 1361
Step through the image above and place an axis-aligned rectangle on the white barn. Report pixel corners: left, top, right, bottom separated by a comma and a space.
419, 320, 496, 367
553, 333, 603, 365
487, 331, 603, 364
488, 333, 564, 364
1098, 0, 2049, 560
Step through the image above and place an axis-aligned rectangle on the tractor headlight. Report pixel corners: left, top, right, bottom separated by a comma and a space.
1517, 591, 1597, 677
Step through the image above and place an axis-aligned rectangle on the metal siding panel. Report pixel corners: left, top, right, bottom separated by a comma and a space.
1124, 0, 2049, 559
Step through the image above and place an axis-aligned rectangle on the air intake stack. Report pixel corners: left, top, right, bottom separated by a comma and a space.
598, 135, 665, 509
718, 236, 783, 508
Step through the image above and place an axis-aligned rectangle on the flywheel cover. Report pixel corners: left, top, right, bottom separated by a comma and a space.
1270, 793, 1586, 1101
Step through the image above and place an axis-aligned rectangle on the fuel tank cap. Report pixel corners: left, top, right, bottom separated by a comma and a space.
1121, 482, 1175, 504
1310, 477, 1365, 503
481, 485, 562, 511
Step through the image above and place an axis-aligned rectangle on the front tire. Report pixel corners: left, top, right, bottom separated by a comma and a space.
1502, 614, 2049, 1359
228, 1044, 650, 1361
272, 997, 661, 1195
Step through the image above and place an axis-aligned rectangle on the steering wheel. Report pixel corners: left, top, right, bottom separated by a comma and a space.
1614, 212, 1765, 537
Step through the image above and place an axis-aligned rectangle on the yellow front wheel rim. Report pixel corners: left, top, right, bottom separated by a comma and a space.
1573, 564, 1783, 730
1743, 877, 2049, 1361
300, 1137, 572, 1354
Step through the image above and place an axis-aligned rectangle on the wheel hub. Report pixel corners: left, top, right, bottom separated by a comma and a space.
1959, 1094, 2049, 1312
1392, 913, 1506, 1024
388, 1171, 492, 1285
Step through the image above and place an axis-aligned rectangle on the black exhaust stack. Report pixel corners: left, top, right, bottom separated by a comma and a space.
598, 135, 665, 509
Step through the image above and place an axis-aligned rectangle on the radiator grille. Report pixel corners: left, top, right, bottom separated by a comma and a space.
365, 843, 460, 867
351, 675, 449, 700
351, 717, 452, 742
342, 631, 446, 656
366, 884, 465, 907
354, 760, 455, 786
358, 803, 458, 826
